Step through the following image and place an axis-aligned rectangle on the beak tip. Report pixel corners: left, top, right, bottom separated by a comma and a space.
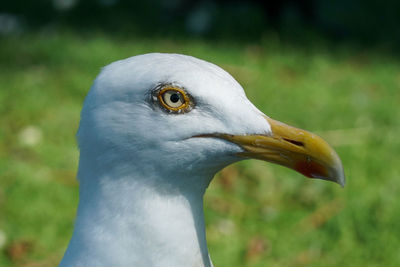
337, 170, 346, 188
308, 161, 345, 187
325, 166, 346, 188
334, 177, 346, 188
332, 159, 346, 188
321, 150, 346, 188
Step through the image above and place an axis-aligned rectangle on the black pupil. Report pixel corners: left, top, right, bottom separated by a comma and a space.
170, 93, 180, 103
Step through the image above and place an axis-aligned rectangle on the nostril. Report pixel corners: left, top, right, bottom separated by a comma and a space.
283, 138, 305, 147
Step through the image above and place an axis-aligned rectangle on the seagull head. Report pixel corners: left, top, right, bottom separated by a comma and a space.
77, 53, 345, 191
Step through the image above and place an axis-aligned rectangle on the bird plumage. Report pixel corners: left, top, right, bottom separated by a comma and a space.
60, 53, 344, 267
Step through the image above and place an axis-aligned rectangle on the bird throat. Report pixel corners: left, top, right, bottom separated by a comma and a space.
60, 171, 213, 267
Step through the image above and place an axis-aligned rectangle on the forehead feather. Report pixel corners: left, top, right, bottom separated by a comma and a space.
94, 53, 245, 99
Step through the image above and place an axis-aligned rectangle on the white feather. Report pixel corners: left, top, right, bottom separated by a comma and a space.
60, 53, 271, 267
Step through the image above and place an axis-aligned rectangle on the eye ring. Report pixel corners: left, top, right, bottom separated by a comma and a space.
155, 86, 193, 113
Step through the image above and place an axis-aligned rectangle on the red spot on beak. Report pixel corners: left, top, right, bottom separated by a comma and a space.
295, 160, 327, 178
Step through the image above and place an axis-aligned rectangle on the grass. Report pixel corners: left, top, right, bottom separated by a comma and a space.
0, 32, 399, 266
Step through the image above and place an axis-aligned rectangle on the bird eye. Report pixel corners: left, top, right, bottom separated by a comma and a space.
155, 86, 193, 113
162, 90, 184, 108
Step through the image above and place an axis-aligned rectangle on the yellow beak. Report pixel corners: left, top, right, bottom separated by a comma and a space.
205, 116, 345, 187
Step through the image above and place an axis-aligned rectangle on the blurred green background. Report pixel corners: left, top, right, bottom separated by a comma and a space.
1, 1, 400, 266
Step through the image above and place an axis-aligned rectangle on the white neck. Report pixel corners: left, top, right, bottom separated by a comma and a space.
60, 165, 213, 267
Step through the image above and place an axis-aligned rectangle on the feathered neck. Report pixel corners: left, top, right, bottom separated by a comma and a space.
60, 162, 214, 267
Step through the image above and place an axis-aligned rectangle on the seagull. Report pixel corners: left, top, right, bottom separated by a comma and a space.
59, 53, 345, 267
